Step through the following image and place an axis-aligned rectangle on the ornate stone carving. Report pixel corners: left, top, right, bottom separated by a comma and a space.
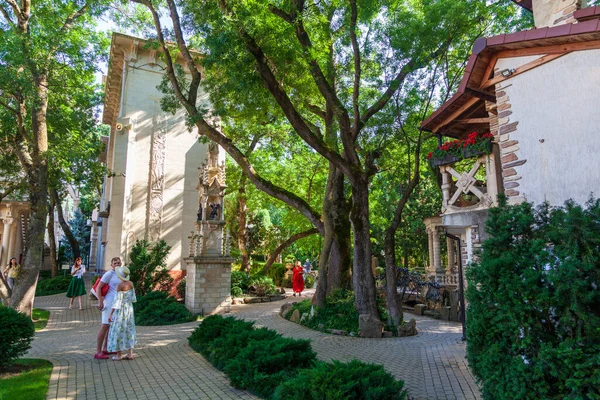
147, 111, 167, 241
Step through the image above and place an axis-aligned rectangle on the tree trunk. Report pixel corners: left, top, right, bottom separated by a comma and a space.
326, 169, 352, 291
349, 174, 381, 326
264, 228, 319, 273
47, 199, 58, 278
51, 188, 80, 259
236, 182, 251, 274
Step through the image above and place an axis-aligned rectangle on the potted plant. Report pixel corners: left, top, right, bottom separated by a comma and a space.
428, 132, 494, 167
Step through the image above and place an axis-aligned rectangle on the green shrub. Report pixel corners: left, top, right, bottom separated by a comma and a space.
225, 337, 315, 398
188, 315, 255, 355
134, 291, 195, 326
287, 289, 359, 334
265, 262, 286, 286
231, 270, 250, 292
231, 286, 243, 297
176, 277, 186, 300
467, 198, 600, 399
304, 274, 315, 289
274, 359, 407, 400
0, 306, 35, 368
38, 270, 52, 279
248, 276, 277, 296
129, 239, 173, 297
208, 327, 280, 370
35, 275, 72, 296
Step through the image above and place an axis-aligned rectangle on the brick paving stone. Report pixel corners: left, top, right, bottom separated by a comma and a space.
28, 282, 481, 400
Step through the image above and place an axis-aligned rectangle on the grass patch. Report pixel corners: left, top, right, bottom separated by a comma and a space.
0, 359, 53, 400
32, 309, 50, 331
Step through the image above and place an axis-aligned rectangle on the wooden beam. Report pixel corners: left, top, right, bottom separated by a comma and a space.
455, 118, 490, 124
480, 53, 568, 89
465, 87, 496, 103
481, 54, 499, 84
494, 40, 600, 59
432, 97, 480, 133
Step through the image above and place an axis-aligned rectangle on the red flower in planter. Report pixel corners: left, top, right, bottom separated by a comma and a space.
428, 132, 494, 164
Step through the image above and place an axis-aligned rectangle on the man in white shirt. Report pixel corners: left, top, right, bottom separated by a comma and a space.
94, 257, 123, 359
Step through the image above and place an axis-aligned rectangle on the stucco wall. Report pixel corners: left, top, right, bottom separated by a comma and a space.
103, 47, 210, 271
495, 49, 600, 207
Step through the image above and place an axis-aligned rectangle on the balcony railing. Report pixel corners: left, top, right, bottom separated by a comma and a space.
438, 145, 501, 215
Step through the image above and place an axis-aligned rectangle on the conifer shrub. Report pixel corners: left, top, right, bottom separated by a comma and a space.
35, 275, 72, 296
265, 262, 286, 286
273, 359, 407, 400
466, 198, 600, 399
0, 306, 35, 368
128, 239, 173, 297
134, 291, 195, 326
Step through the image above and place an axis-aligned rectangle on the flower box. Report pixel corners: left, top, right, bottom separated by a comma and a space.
462, 140, 493, 159
429, 153, 461, 168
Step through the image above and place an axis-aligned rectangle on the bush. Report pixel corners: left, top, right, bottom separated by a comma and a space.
231, 286, 243, 297
231, 270, 250, 292
273, 359, 407, 400
248, 276, 277, 296
0, 306, 35, 368
467, 198, 600, 399
189, 315, 254, 354
176, 277, 186, 300
35, 276, 72, 296
304, 274, 315, 289
265, 262, 287, 286
134, 291, 195, 326
129, 239, 173, 297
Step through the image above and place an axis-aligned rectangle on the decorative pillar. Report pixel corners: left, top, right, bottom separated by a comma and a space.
186, 141, 232, 316
432, 227, 443, 273
1, 216, 13, 267
427, 229, 434, 273
446, 237, 455, 272
7, 221, 18, 264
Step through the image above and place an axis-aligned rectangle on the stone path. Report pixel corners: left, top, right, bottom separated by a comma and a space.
27, 284, 481, 400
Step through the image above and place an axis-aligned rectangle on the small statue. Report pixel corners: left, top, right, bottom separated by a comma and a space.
209, 203, 220, 220
197, 205, 203, 222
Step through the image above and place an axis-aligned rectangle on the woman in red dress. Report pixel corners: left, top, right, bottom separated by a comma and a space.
292, 260, 304, 297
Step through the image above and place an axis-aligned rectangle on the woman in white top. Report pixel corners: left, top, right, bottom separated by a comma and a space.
66, 256, 87, 310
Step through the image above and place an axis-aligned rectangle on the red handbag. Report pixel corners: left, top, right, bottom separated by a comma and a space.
91, 275, 110, 298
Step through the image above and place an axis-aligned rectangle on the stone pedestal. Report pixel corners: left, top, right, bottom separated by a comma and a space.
184, 256, 234, 316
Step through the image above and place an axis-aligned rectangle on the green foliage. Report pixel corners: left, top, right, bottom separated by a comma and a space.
265, 262, 287, 286
273, 359, 407, 400
248, 276, 277, 296
231, 286, 243, 297
32, 308, 50, 331
35, 276, 72, 296
0, 306, 35, 368
304, 274, 315, 289
128, 240, 173, 297
176, 278, 186, 300
188, 315, 316, 398
231, 270, 251, 295
134, 291, 195, 326
0, 358, 53, 399
287, 289, 360, 334
63, 210, 92, 263
467, 198, 600, 399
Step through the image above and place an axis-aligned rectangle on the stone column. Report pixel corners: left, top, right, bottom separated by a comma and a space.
446, 237, 455, 272
1, 217, 13, 267
427, 228, 434, 273
7, 221, 18, 263
184, 255, 234, 315
432, 227, 443, 273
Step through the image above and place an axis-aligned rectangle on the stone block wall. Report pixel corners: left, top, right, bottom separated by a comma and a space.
184, 256, 233, 315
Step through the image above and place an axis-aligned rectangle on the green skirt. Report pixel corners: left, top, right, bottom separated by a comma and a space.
66, 277, 86, 298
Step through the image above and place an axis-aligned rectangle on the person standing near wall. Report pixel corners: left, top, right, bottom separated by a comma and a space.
94, 256, 122, 360
3, 257, 20, 289
66, 256, 86, 310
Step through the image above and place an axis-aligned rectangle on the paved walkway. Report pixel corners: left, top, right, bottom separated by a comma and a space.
28, 285, 481, 400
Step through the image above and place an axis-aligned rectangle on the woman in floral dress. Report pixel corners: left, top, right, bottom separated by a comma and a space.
107, 266, 136, 360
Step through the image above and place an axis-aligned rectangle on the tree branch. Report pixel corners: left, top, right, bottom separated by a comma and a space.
165, 0, 202, 106
349, 0, 361, 138
131, 0, 325, 233
263, 228, 319, 273
0, 4, 14, 26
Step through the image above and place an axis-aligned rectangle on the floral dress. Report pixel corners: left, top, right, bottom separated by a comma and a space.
107, 288, 137, 352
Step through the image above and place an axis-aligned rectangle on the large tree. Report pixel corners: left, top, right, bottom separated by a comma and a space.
0, 0, 108, 315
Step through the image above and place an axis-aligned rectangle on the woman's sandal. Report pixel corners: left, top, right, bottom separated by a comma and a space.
112, 356, 122, 361
122, 355, 134, 360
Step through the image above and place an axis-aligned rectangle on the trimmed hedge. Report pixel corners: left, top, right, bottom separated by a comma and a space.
273, 359, 407, 400
0, 305, 35, 368
467, 198, 600, 399
134, 291, 195, 326
189, 315, 406, 399
35, 275, 72, 296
